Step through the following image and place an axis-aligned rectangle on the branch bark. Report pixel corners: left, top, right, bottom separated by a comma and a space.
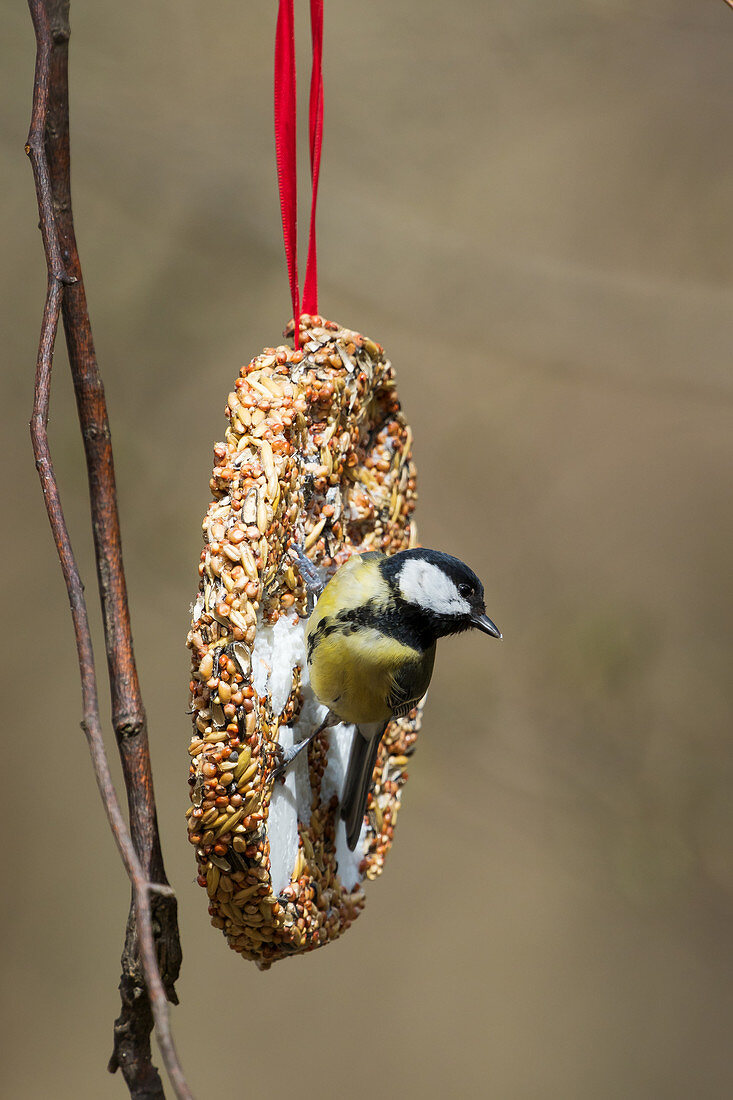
25, 2, 191, 1097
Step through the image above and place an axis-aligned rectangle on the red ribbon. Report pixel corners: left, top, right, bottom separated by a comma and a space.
274, 0, 324, 350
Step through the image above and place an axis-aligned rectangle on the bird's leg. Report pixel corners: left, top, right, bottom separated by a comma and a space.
270, 712, 336, 782
289, 543, 325, 614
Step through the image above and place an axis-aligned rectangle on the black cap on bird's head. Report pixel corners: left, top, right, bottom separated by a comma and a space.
384, 548, 501, 641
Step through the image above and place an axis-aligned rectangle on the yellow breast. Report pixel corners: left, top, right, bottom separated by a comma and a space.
308, 626, 418, 723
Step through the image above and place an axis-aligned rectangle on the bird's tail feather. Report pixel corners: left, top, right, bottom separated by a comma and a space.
341, 724, 387, 851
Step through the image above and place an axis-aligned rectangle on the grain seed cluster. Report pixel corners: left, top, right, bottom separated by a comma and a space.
186, 316, 421, 967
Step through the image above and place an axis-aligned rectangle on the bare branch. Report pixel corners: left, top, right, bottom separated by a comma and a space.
25, 2, 191, 1097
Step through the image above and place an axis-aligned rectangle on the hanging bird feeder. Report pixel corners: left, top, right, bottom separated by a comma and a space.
184, 0, 423, 967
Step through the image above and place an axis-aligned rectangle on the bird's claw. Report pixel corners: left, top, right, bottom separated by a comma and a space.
269, 743, 288, 784
288, 542, 325, 611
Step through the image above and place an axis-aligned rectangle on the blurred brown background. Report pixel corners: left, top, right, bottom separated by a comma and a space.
3, 2, 733, 1097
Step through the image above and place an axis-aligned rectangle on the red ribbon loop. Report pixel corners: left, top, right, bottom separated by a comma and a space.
274, 0, 324, 349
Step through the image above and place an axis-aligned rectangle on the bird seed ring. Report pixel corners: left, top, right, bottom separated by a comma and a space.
186, 315, 421, 967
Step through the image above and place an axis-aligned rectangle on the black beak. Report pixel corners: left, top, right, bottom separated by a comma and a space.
471, 612, 502, 639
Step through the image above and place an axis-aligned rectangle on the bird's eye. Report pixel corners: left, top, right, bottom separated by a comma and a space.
458, 583, 472, 598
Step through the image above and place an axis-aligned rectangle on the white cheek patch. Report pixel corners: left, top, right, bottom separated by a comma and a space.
398, 559, 471, 616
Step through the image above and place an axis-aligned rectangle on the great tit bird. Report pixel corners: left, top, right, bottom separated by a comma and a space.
276, 547, 501, 850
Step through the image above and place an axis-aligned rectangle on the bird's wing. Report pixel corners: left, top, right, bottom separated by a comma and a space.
386, 669, 422, 718
341, 722, 388, 851
385, 644, 436, 718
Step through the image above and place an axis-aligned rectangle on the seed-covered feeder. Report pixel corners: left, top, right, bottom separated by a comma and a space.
186, 317, 421, 966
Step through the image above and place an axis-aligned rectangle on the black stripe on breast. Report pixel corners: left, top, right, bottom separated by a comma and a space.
307, 615, 359, 660
310, 597, 433, 652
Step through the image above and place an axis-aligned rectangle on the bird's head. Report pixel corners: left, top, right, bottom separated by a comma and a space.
386, 548, 501, 641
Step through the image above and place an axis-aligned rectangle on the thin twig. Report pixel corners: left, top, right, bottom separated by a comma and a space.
25, 2, 191, 1098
